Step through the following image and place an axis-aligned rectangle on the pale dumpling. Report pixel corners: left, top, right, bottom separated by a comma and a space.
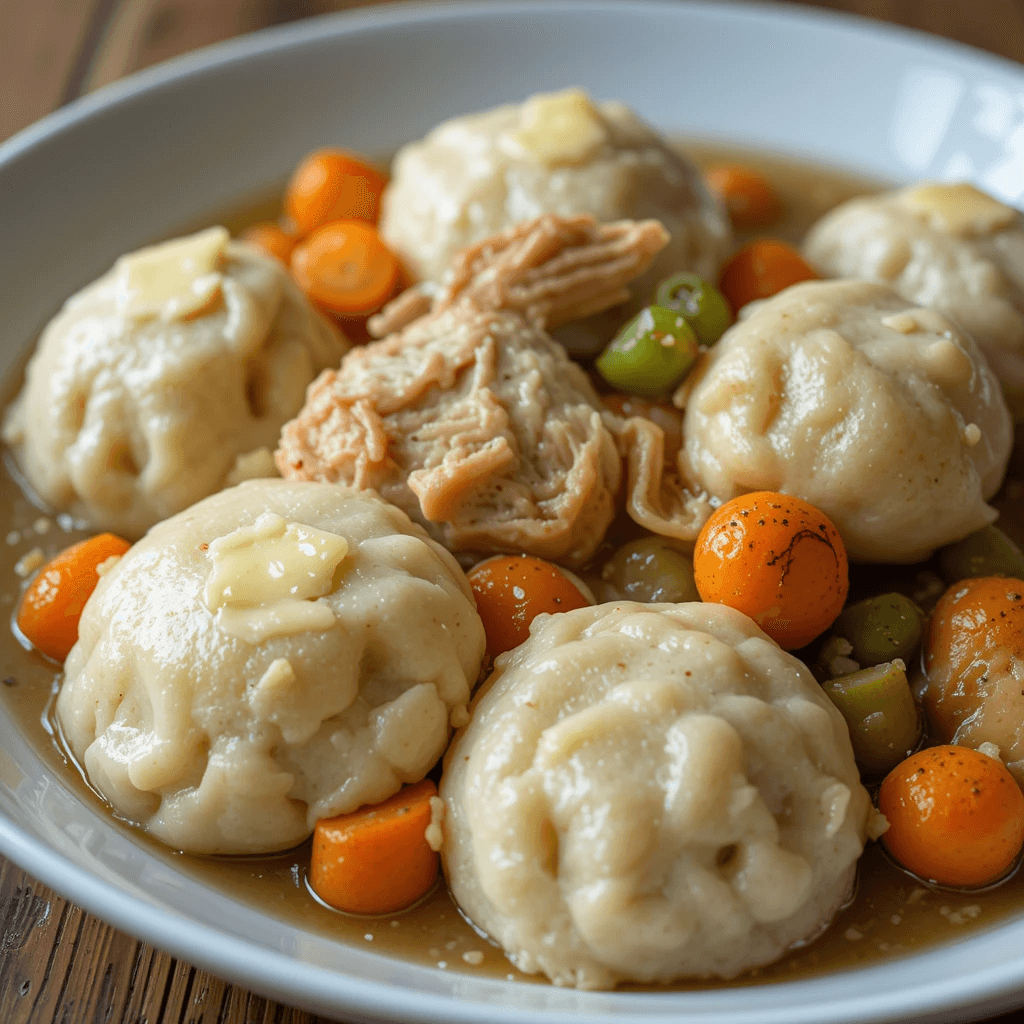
379, 88, 730, 351
3, 227, 346, 539
625, 280, 1012, 563
804, 183, 1024, 409
440, 602, 872, 989
56, 479, 486, 855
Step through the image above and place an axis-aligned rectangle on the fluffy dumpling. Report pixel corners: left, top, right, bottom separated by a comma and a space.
440, 601, 872, 989
803, 183, 1024, 408
624, 279, 1012, 563
379, 88, 729, 338
3, 227, 346, 538
278, 214, 668, 567
56, 479, 485, 855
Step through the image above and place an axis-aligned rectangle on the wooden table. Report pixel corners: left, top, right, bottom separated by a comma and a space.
4, 1, 1024, 1021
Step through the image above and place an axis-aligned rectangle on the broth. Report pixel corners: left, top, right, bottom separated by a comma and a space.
1, 143, 1021, 989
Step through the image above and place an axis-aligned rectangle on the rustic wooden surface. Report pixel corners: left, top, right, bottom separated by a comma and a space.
4, 0, 1024, 1021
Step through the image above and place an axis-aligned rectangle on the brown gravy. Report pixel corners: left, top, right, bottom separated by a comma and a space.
2, 144, 1023, 990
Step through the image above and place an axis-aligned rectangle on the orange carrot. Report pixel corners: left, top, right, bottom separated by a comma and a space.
704, 163, 782, 230
285, 149, 388, 235
290, 220, 400, 315
467, 555, 591, 660
693, 491, 848, 650
878, 745, 1024, 888
16, 533, 131, 661
239, 221, 297, 265
310, 778, 440, 915
718, 238, 818, 313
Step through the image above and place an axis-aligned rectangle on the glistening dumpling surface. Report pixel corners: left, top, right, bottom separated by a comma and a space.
625, 280, 1012, 562
3, 229, 346, 538
379, 89, 729, 336
803, 183, 1024, 406
440, 602, 870, 989
56, 479, 485, 855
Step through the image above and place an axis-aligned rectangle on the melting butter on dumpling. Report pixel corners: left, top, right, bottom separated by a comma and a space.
3, 228, 346, 538
56, 479, 485, 855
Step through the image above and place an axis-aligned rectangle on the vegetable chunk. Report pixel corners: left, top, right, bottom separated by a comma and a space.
311, 778, 440, 915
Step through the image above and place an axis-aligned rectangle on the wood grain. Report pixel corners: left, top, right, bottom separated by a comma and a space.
4, 1, 1024, 1023
0, 0, 105, 143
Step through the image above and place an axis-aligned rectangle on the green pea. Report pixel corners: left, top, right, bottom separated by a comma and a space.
596, 305, 700, 398
833, 593, 925, 667
653, 272, 732, 345
823, 660, 921, 776
601, 536, 699, 604
937, 524, 1024, 584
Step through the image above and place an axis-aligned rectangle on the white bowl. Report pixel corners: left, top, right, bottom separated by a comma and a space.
3, 2, 1024, 1021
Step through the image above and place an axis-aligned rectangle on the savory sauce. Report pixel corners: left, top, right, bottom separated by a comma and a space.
2, 144, 1022, 989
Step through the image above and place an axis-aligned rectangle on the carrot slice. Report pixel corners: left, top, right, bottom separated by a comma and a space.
239, 221, 297, 265
704, 163, 782, 230
290, 220, 400, 315
879, 745, 1024, 887
16, 533, 131, 662
467, 555, 591, 660
718, 238, 818, 313
285, 149, 388, 235
310, 778, 440, 915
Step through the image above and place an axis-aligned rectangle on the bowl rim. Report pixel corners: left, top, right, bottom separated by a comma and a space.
4, 2, 1024, 1022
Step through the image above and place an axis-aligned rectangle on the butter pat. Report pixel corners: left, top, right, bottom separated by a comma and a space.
114, 225, 229, 322
513, 88, 608, 166
204, 511, 349, 642
901, 183, 1018, 238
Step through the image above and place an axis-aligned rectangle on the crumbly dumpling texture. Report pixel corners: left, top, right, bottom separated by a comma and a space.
803, 182, 1024, 405
278, 214, 665, 566
441, 602, 870, 989
56, 479, 485, 855
625, 280, 1012, 563
379, 88, 729, 316
3, 228, 346, 538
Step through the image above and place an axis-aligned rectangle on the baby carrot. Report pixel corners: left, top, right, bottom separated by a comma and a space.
310, 778, 440, 915
718, 238, 818, 313
285, 149, 388, 235
290, 220, 400, 315
16, 533, 131, 661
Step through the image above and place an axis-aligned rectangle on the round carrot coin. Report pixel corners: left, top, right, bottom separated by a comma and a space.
16, 533, 131, 662
693, 491, 848, 649
239, 221, 297, 265
467, 555, 591, 659
704, 163, 782, 230
878, 745, 1024, 888
290, 220, 400, 315
718, 238, 818, 313
285, 149, 387, 235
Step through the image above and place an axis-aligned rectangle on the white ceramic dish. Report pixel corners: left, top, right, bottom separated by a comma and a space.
4, 2, 1024, 1021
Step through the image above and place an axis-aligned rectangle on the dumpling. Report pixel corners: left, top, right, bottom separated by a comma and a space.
278, 213, 668, 567
3, 227, 346, 539
440, 601, 873, 989
56, 479, 486, 855
379, 88, 730, 352
803, 182, 1024, 409
624, 279, 1012, 563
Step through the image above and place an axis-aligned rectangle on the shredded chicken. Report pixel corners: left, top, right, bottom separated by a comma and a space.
278, 214, 669, 566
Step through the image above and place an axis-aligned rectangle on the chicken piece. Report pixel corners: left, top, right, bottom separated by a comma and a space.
278, 214, 669, 566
